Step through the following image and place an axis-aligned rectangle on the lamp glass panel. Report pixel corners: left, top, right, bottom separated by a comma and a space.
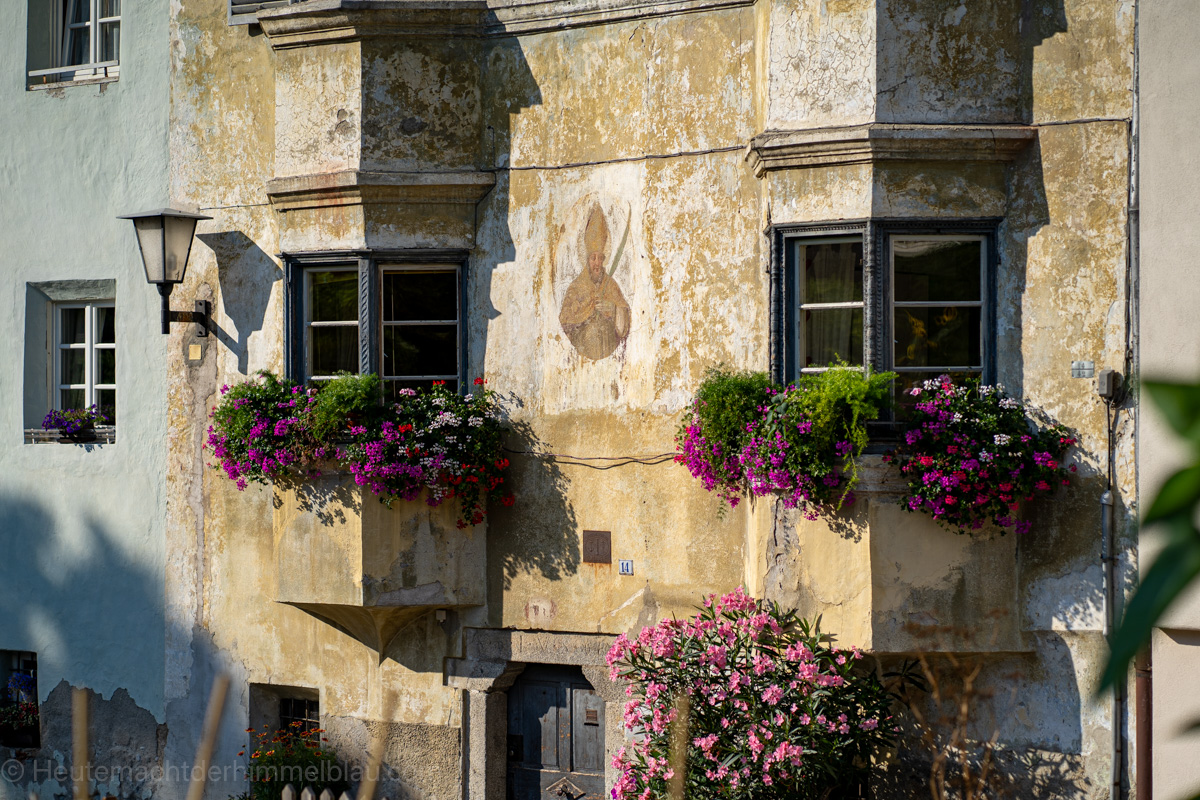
132, 217, 166, 283
162, 215, 199, 283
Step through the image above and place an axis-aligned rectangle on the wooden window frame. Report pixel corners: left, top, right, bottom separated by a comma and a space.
770, 218, 999, 435
283, 249, 469, 390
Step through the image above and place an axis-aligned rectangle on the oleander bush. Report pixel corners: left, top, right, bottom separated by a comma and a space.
608, 587, 897, 799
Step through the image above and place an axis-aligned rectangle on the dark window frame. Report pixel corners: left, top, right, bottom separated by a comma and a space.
770, 218, 1000, 435
283, 249, 469, 390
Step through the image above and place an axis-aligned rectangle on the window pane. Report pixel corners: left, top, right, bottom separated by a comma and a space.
61, 349, 85, 385
802, 308, 863, 368
100, 0, 120, 17
96, 390, 115, 421
61, 308, 85, 343
99, 21, 119, 61
309, 271, 358, 323
800, 241, 863, 304
66, 28, 89, 66
61, 389, 84, 410
387, 379, 457, 400
310, 326, 358, 375
97, 349, 115, 385
894, 306, 981, 368
382, 270, 458, 322
97, 307, 115, 343
893, 240, 982, 303
383, 325, 457, 377
68, 0, 90, 23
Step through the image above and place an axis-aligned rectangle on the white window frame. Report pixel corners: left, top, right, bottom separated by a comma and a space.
53, 300, 115, 412
888, 233, 987, 380
380, 264, 461, 387
791, 235, 865, 375
304, 267, 360, 381
27, 0, 121, 85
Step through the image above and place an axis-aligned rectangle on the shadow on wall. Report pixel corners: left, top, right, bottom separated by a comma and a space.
487, 417, 580, 597
0, 492, 167, 797
874, 628, 1089, 800
196, 231, 280, 376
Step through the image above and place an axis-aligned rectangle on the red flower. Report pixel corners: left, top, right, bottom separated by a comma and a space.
433, 380, 446, 386
474, 377, 486, 385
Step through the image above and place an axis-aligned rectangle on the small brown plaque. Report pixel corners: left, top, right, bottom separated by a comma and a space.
582, 530, 612, 564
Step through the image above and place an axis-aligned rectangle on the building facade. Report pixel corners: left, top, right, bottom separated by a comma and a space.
2, 0, 1156, 798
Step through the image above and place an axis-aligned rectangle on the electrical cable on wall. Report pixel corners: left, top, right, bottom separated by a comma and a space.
503, 447, 676, 469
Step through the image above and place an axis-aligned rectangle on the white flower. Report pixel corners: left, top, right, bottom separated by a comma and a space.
468, 416, 483, 427
994, 434, 1011, 446
979, 451, 994, 461
952, 413, 963, 423
909, 387, 922, 396
999, 397, 1020, 409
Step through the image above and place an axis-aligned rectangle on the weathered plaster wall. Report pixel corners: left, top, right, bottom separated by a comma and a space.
162, 0, 1138, 798
1138, 0, 1200, 795
0, 0, 171, 795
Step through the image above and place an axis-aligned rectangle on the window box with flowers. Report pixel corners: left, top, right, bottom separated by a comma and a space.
206, 372, 512, 652
676, 370, 1072, 654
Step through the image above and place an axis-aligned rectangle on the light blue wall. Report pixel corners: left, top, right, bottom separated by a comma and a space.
0, 0, 171, 720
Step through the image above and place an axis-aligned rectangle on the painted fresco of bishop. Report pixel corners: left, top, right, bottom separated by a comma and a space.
558, 204, 631, 361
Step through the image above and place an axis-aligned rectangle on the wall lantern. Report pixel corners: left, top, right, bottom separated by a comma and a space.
117, 208, 213, 335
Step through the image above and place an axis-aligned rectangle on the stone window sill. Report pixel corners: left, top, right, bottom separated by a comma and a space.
24, 427, 117, 446
27, 75, 119, 92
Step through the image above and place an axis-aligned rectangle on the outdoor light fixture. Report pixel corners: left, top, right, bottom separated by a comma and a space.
117, 208, 213, 335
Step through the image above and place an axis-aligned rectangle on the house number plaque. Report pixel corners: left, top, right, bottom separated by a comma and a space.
582, 530, 612, 564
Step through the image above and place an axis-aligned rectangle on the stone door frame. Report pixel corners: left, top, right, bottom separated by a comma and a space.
446, 629, 624, 800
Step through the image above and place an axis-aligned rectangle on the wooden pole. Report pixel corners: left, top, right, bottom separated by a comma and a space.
72, 688, 88, 800
185, 674, 231, 800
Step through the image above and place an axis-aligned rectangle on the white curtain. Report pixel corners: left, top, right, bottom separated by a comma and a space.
806, 243, 858, 367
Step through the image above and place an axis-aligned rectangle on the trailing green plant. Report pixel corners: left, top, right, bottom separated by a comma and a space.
206, 373, 513, 527
238, 723, 346, 800
305, 372, 382, 443
608, 587, 897, 799
675, 366, 894, 519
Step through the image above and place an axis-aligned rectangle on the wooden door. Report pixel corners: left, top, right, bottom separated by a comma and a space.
507, 664, 605, 800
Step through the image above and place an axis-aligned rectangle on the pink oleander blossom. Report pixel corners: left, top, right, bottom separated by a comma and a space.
608, 587, 895, 799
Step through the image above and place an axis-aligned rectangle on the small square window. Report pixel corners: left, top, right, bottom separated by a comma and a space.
248, 684, 319, 743
27, 0, 120, 88
0, 651, 40, 749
